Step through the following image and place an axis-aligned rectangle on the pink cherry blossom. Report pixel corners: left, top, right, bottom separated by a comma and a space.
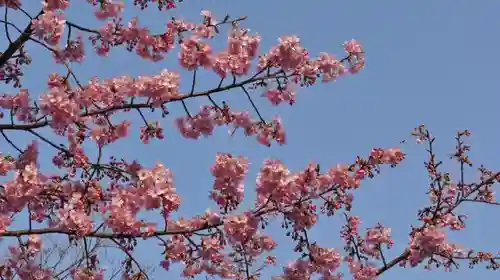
31, 10, 66, 45
0, 0, 20, 9
93, 0, 124, 20
210, 153, 249, 211
72, 269, 105, 280
43, 0, 69, 11
179, 37, 214, 70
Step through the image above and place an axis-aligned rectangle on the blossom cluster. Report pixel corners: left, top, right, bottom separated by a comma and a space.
0, 138, 407, 279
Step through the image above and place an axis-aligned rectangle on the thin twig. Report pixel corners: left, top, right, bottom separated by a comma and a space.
241, 85, 265, 123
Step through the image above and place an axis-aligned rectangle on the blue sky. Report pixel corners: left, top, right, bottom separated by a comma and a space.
1, 0, 500, 279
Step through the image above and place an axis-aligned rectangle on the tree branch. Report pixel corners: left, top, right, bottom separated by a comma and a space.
0, 10, 42, 67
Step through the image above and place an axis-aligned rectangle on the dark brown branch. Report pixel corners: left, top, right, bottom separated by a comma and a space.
66, 21, 100, 35
0, 10, 42, 67
241, 85, 265, 123
4, 6, 12, 44
110, 238, 150, 280
0, 72, 292, 130
461, 199, 500, 206
376, 171, 500, 276
0, 129, 22, 152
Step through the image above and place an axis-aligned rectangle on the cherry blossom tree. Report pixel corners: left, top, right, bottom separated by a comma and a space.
0, 0, 498, 279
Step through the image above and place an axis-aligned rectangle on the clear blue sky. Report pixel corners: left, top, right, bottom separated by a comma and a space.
1, 0, 500, 279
